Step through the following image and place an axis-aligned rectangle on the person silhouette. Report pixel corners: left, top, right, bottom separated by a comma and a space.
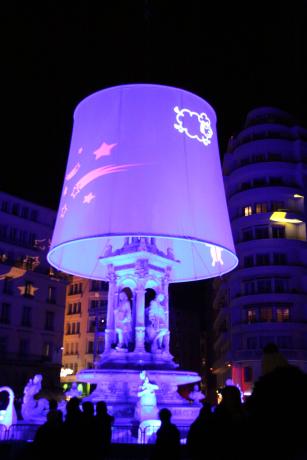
94, 401, 114, 458
151, 408, 181, 460
187, 402, 213, 459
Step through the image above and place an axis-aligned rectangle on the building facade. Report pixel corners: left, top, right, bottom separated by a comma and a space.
212, 107, 307, 395
61, 276, 108, 386
0, 192, 67, 393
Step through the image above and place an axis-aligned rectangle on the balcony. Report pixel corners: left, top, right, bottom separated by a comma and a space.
233, 348, 307, 362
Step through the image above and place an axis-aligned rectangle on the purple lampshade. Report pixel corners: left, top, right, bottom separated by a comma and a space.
47, 84, 237, 282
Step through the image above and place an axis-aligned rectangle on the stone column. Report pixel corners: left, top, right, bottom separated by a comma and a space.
104, 265, 117, 353
134, 278, 146, 352
162, 268, 171, 354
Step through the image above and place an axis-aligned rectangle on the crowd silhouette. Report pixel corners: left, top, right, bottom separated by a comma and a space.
7, 344, 307, 460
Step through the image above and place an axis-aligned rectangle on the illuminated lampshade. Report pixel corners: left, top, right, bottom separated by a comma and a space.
47, 84, 237, 282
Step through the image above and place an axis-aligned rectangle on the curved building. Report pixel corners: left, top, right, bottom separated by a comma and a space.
212, 107, 307, 395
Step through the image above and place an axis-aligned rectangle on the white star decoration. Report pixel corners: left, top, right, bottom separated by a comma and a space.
83, 192, 95, 204
93, 142, 117, 159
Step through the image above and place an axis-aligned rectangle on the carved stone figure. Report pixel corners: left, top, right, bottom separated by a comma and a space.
0, 387, 17, 428
114, 290, 132, 349
65, 382, 82, 400
146, 294, 168, 352
135, 371, 159, 421
189, 384, 204, 404
21, 374, 49, 423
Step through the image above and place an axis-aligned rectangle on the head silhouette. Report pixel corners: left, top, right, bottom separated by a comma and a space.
159, 408, 172, 423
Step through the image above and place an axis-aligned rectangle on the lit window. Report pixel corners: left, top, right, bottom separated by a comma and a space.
247, 308, 257, 323
255, 203, 268, 214
276, 308, 290, 322
243, 206, 252, 216
260, 307, 273, 322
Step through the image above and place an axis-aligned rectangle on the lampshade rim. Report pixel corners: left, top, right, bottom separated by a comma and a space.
73, 83, 217, 122
47, 233, 238, 283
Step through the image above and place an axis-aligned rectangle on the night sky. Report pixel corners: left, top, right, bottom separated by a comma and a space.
1, 1, 306, 311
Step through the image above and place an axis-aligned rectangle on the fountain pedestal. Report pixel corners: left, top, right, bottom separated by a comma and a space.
78, 238, 201, 426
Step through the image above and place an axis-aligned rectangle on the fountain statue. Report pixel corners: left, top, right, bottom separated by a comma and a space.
188, 384, 205, 405
64, 382, 82, 400
0, 387, 17, 428
135, 371, 159, 422
21, 374, 49, 423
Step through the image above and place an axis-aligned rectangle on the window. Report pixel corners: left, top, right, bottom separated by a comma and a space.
277, 336, 292, 349
247, 308, 257, 323
256, 254, 270, 265
244, 256, 254, 267
242, 227, 253, 241
66, 323, 71, 335
0, 303, 10, 324
87, 341, 94, 353
76, 322, 80, 334
267, 152, 282, 161
253, 154, 265, 162
244, 281, 255, 295
1, 201, 9, 212
273, 253, 287, 265
69, 283, 82, 295
260, 307, 273, 322
30, 209, 38, 221
257, 279, 272, 293
91, 280, 101, 291
272, 226, 285, 239
274, 278, 288, 293
21, 306, 32, 327
88, 320, 96, 333
73, 302, 81, 314
241, 182, 250, 191
67, 304, 73, 315
47, 286, 56, 304
269, 176, 283, 185
276, 308, 290, 322
243, 206, 252, 216
0, 225, 7, 239
42, 342, 53, 359
244, 367, 253, 383
19, 338, 30, 356
253, 178, 266, 187
247, 337, 257, 349
21, 207, 29, 218
3, 277, 13, 294
255, 202, 268, 214
45, 311, 55, 331
255, 226, 269, 239
12, 203, 20, 216
260, 336, 274, 348
0, 336, 7, 355
24, 281, 34, 297
271, 201, 284, 211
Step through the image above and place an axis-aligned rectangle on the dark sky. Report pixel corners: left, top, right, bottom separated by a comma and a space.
1, 1, 306, 314
1, 1, 306, 210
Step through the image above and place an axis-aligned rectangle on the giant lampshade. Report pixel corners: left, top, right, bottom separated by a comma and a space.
47, 84, 237, 282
